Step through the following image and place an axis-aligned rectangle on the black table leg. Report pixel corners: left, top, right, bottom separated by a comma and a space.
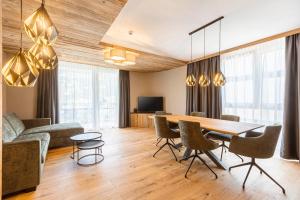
203, 150, 226, 170
182, 148, 226, 170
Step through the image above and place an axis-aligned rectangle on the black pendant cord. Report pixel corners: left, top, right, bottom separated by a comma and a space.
20, 0, 23, 50
42, 0, 45, 6
219, 19, 222, 56
203, 28, 206, 59
190, 35, 193, 62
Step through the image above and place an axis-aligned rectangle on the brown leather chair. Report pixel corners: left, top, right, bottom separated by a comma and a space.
190, 111, 206, 117
178, 120, 219, 178
229, 125, 285, 193
153, 116, 180, 161
206, 114, 243, 162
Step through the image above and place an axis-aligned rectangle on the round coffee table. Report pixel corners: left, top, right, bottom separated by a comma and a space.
70, 132, 104, 165
77, 140, 105, 166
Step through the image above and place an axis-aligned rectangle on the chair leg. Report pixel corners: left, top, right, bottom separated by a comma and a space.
197, 155, 218, 179
229, 162, 252, 172
170, 143, 181, 152
168, 144, 178, 161
254, 163, 286, 194
242, 164, 253, 189
179, 155, 194, 163
156, 138, 163, 146
153, 142, 167, 158
220, 142, 224, 161
185, 155, 196, 178
223, 145, 244, 162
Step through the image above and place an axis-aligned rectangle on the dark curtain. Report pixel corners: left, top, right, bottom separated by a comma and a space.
36, 67, 59, 124
186, 56, 222, 119
119, 70, 130, 128
281, 33, 300, 160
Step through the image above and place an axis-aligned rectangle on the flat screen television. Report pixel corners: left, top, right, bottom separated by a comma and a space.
138, 96, 163, 113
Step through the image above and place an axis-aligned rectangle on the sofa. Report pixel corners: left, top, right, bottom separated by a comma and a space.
2, 113, 84, 196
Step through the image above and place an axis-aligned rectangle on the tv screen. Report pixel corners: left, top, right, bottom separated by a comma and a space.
138, 96, 163, 113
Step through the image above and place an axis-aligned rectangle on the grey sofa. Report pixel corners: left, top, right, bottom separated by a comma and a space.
2, 113, 84, 196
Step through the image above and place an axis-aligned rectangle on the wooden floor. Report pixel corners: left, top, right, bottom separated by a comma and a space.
7, 128, 300, 200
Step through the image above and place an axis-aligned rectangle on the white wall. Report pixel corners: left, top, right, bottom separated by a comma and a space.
130, 66, 187, 115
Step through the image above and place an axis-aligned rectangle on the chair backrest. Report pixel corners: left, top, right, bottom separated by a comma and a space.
190, 112, 206, 117
259, 125, 282, 158
178, 120, 218, 151
221, 114, 240, 122
154, 116, 174, 138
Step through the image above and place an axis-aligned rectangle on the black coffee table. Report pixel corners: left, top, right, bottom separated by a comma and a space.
70, 132, 104, 166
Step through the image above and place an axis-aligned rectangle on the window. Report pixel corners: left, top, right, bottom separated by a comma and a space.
58, 61, 119, 130
221, 38, 285, 125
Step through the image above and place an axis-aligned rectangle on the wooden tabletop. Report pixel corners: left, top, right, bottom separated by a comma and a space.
149, 115, 264, 136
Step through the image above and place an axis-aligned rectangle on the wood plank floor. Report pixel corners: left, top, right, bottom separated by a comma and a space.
7, 128, 300, 200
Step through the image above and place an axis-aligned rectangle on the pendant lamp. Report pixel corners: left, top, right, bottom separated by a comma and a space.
1, 0, 40, 87
213, 19, 226, 87
186, 35, 196, 86
199, 74, 210, 87
186, 74, 196, 86
213, 72, 226, 87
24, 0, 58, 45
199, 28, 210, 87
29, 40, 58, 70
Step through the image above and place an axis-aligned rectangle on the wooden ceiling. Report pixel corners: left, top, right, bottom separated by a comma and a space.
2, 0, 187, 72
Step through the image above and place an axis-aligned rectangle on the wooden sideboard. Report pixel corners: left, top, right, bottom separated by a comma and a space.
130, 113, 154, 128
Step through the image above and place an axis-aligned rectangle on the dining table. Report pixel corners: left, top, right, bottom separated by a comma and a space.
149, 114, 264, 170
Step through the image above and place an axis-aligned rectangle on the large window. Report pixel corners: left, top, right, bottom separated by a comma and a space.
221, 39, 285, 125
58, 61, 119, 130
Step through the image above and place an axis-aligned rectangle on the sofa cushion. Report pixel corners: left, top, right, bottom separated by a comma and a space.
3, 118, 18, 142
23, 123, 83, 138
4, 113, 26, 136
15, 132, 50, 163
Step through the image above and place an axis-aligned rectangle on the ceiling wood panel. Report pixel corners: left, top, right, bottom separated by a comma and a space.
2, 0, 187, 72
99, 42, 187, 72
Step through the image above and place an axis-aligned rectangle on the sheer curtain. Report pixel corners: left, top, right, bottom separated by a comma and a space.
221, 38, 285, 125
58, 61, 119, 130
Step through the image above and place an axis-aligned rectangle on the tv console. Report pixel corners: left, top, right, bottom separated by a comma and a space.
130, 113, 154, 128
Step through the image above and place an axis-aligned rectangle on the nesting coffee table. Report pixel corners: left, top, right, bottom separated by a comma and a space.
70, 132, 104, 166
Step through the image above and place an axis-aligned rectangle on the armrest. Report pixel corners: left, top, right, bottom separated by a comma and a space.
3, 140, 41, 194
22, 118, 51, 129
229, 135, 272, 158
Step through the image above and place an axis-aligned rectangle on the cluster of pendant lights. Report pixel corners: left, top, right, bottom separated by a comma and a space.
1, 0, 58, 87
186, 19, 226, 87
104, 48, 137, 66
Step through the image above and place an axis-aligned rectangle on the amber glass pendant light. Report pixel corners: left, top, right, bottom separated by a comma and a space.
1, 0, 40, 87
24, 0, 58, 45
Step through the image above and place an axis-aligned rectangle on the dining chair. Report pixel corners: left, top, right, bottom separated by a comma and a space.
155, 111, 177, 146
153, 116, 181, 161
190, 111, 206, 117
206, 114, 244, 162
229, 125, 285, 193
178, 120, 219, 179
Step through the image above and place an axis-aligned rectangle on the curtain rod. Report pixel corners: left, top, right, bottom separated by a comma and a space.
189, 16, 224, 35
